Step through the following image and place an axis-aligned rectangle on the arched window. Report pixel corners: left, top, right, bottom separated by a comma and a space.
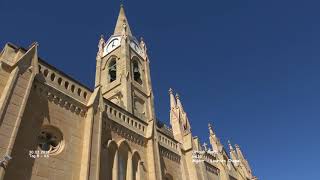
106, 141, 117, 180
119, 154, 127, 180
132, 60, 142, 84
132, 152, 141, 180
117, 141, 130, 180
108, 58, 117, 82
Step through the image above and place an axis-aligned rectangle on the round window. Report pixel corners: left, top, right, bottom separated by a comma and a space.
38, 126, 64, 155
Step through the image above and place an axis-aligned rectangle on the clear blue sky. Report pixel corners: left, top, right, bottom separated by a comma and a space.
1, 0, 319, 179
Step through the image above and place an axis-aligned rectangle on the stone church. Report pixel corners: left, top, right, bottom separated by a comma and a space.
0, 5, 257, 180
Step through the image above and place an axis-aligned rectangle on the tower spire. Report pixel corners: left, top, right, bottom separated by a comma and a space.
114, 4, 132, 36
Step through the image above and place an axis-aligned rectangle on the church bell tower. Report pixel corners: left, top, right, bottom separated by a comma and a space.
95, 5, 154, 121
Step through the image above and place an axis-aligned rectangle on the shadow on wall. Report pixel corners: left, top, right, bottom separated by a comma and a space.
159, 151, 167, 179
99, 122, 113, 180
0, 64, 18, 126
3, 83, 50, 180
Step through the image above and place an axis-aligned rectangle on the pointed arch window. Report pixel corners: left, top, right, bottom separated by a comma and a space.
132, 152, 142, 180
108, 58, 117, 82
117, 142, 129, 180
132, 60, 142, 84
119, 155, 126, 180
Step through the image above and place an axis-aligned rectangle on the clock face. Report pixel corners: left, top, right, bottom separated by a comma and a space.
103, 37, 121, 56
130, 40, 142, 55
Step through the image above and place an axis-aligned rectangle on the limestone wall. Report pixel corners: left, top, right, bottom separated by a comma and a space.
3, 80, 87, 180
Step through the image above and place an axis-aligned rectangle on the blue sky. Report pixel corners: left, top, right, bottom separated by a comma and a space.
1, 0, 320, 179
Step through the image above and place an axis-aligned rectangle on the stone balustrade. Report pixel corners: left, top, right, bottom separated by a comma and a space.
38, 61, 92, 105
105, 100, 147, 137
158, 131, 179, 153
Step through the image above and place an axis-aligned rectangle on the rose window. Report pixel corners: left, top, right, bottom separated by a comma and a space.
38, 126, 64, 155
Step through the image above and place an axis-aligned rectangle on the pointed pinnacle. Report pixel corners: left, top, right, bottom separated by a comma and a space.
29, 42, 39, 48
169, 88, 173, 94
175, 93, 180, 99
169, 88, 176, 109
114, 5, 132, 36
208, 123, 214, 134
228, 140, 234, 150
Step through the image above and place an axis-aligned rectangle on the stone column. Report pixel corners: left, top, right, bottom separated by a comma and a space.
126, 152, 132, 180
113, 150, 119, 180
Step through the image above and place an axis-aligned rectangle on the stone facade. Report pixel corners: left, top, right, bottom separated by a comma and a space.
0, 5, 257, 180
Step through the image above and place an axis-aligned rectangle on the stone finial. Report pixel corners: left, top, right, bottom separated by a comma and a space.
208, 123, 214, 135
97, 35, 105, 58
228, 140, 234, 151
169, 88, 176, 109
29, 42, 39, 48
169, 88, 173, 94
140, 37, 147, 55
175, 93, 185, 112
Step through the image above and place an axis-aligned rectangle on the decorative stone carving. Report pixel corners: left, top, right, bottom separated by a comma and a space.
38, 125, 64, 155
34, 82, 87, 117
133, 96, 145, 116
110, 91, 123, 106
139, 37, 147, 58
205, 162, 219, 175
121, 20, 128, 40
159, 146, 180, 163
97, 35, 105, 58
108, 121, 146, 147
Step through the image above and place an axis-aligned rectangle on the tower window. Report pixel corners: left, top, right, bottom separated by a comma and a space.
133, 60, 142, 84
108, 59, 117, 82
